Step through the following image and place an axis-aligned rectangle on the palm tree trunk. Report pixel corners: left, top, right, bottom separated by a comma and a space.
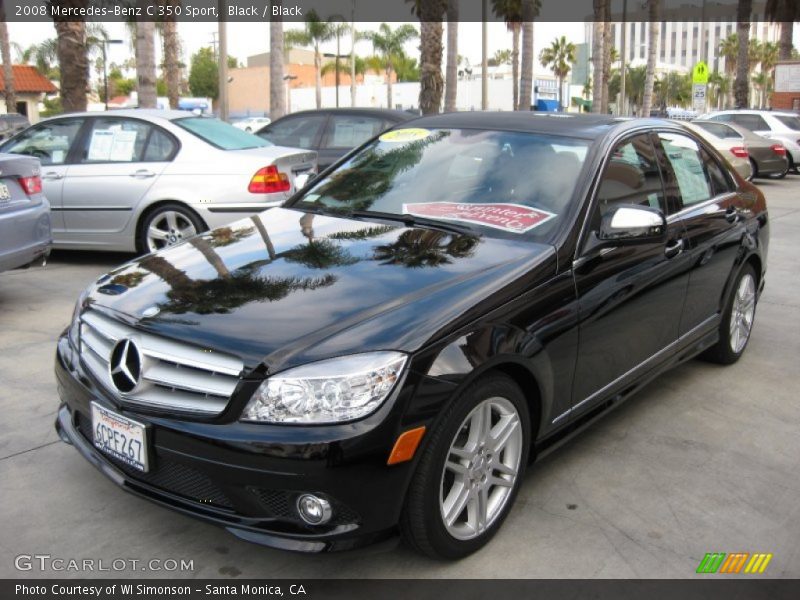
54, 18, 88, 113
250, 216, 276, 260
511, 24, 520, 111
314, 43, 322, 109
591, 11, 604, 114
734, 0, 752, 109
519, 2, 535, 111
444, 0, 458, 112
269, 6, 286, 119
601, 0, 612, 113
642, 0, 659, 117
135, 20, 157, 108
778, 21, 793, 61
419, 20, 444, 115
189, 238, 230, 278
0, 17, 15, 114
162, 10, 181, 110
386, 66, 393, 108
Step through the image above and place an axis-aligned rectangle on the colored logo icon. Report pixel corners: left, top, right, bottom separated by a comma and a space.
696, 552, 773, 574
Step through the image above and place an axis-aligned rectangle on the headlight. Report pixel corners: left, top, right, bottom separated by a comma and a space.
241, 352, 407, 424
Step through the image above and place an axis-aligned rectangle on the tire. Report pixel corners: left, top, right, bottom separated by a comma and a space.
768, 162, 789, 179
400, 373, 531, 559
749, 158, 758, 180
137, 202, 206, 254
702, 263, 758, 365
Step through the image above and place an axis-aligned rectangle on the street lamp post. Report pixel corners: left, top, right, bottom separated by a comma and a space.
102, 38, 123, 111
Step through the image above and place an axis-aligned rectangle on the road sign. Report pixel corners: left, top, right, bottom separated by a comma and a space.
692, 83, 707, 113
692, 62, 709, 85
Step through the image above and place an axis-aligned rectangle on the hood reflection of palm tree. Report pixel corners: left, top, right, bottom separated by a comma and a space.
374, 230, 478, 268
280, 213, 360, 270
188, 225, 256, 278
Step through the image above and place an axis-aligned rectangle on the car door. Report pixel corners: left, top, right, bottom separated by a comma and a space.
256, 113, 328, 154
61, 117, 173, 235
0, 117, 86, 234
317, 114, 393, 170
652, 130, 746, 335
570, 133, 691, 419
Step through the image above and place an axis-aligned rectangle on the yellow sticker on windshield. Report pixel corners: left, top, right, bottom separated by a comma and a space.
379, 128, 431, 143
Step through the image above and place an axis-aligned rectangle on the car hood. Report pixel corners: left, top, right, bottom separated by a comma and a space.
86, 208, 555, 372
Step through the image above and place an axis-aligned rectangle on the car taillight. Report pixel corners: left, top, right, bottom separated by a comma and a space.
730, 146, 749, 159
18, 175, 42, 195
771, 144, 787, 156
248, 166, 290, 193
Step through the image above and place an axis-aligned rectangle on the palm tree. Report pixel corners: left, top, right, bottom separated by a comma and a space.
135, 20, 157, 108
269, 11, 285, 119
161, 3, 182, 109
54, 8, 89, 113
492, 0, 523, 110
751, 71, 771, 109
518, 0, 539, 112
719, 33, 739, 75
766, 0, 800, 61
734, 0, 752, 109
708, 70, 730, 110
0, 12, 15, 114
591, 0, 606, 114
444, 0, 459, 112
641, 0, 660, 118
369, 23, 418, 109
538, 36, 576, 111
414, 0, 447, 115
285, 10, 336, 109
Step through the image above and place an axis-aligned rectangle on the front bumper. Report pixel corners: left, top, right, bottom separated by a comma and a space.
54, 335, 422, 553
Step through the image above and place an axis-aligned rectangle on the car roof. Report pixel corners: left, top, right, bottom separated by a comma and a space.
275, 108, 415, 121
41, 109, 195, 122
708, 109, 797, 117
403, 111, 640, 140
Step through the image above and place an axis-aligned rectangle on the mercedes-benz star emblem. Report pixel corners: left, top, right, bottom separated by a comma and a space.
109, 338, 142, 393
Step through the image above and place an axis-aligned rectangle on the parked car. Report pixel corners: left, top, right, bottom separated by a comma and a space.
0, 113, 31, 141
683, 121, 754, 180
256, 108, 414, 171
0, 110, 316, 253
55, 114, 767, 559
0, 153, 51, 272
690, 119, 791, 179
232, 116, 271, 132
702, 109, 800, 174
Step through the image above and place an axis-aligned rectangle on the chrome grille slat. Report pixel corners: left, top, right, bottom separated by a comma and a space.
78, 309, 243, 416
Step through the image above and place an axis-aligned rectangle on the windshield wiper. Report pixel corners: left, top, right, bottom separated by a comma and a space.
348, 210, 477, 236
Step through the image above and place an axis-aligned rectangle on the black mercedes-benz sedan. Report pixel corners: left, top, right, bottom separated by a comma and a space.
55, 113, 768, 559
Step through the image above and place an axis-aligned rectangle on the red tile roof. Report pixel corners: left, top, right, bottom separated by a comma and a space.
0, 65, 58, 94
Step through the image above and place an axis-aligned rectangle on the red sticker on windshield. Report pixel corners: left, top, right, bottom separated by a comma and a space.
402, 202, 556, 234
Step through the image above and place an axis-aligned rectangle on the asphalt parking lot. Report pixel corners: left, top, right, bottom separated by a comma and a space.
1, 178, 798, 579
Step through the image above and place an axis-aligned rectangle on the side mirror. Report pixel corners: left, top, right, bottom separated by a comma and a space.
598, 205, 666, 245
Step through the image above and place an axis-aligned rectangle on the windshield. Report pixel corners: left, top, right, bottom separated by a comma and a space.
775, 115, 800, 131
290, 128, 589, 241
174, 117, 273, 150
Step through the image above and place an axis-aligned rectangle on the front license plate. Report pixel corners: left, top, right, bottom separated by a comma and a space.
91, 402, 149, 472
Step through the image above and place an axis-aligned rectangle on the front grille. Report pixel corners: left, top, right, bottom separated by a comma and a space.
78, 309, 243, 416
76, 413, 233, 509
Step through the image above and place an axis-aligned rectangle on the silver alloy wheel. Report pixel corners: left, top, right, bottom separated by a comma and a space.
146, 210, 197, 252
439, 396, 523, 540
729, 273, 756, 354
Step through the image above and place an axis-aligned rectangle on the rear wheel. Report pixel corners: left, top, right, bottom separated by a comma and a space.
749, 158, 758, 179
702, 263, 758, 365
400, 374, 530, 559
137, 203, 206, 254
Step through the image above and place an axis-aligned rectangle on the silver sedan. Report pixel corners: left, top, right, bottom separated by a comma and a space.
0, 110, 317, 253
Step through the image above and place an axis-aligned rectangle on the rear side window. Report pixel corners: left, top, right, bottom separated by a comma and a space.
655, 132, 716, 208
321, 115, 387, 149
730, 114, 770, 131
3, 119, 84, 165
174, 117, 271, 150
774, 115, 800, 131
259, 114, 327, 149
143, 128, 178, 161
695, 122, 742, 139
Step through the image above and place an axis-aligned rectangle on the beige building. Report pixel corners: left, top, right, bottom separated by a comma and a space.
0, 65, 58, 123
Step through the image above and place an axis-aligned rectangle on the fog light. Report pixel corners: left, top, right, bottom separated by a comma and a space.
296, 494, 332, 525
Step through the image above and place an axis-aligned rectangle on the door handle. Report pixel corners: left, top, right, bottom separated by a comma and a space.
664, 238, 684, 259
725, 207, 739, 223
130, 169, 156, 178
42, 172, 63, 180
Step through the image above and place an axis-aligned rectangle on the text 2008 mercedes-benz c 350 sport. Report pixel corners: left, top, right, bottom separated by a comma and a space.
55, 114, 768, 559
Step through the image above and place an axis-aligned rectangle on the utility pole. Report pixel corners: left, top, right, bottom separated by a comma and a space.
481, 0, 488, 110
350, 1, 356, 107
619, 0, 628, 116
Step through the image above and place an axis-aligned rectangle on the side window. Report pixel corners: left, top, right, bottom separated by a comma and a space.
81, 118, 151, 163
590, 134, 665, 234
701, 148, 734, 195
655, 132, 714, 208
143, 127, 177, 161
321, 115, 386, 149
258, 115, 327, 148
3, 119, 84, 165
731, 114, 769, 131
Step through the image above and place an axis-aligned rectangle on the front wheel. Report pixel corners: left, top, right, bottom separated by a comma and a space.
702, 263, 758, 365
400, 374, 530, 559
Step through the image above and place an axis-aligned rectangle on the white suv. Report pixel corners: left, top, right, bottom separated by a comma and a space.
702, 110, 800, 174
